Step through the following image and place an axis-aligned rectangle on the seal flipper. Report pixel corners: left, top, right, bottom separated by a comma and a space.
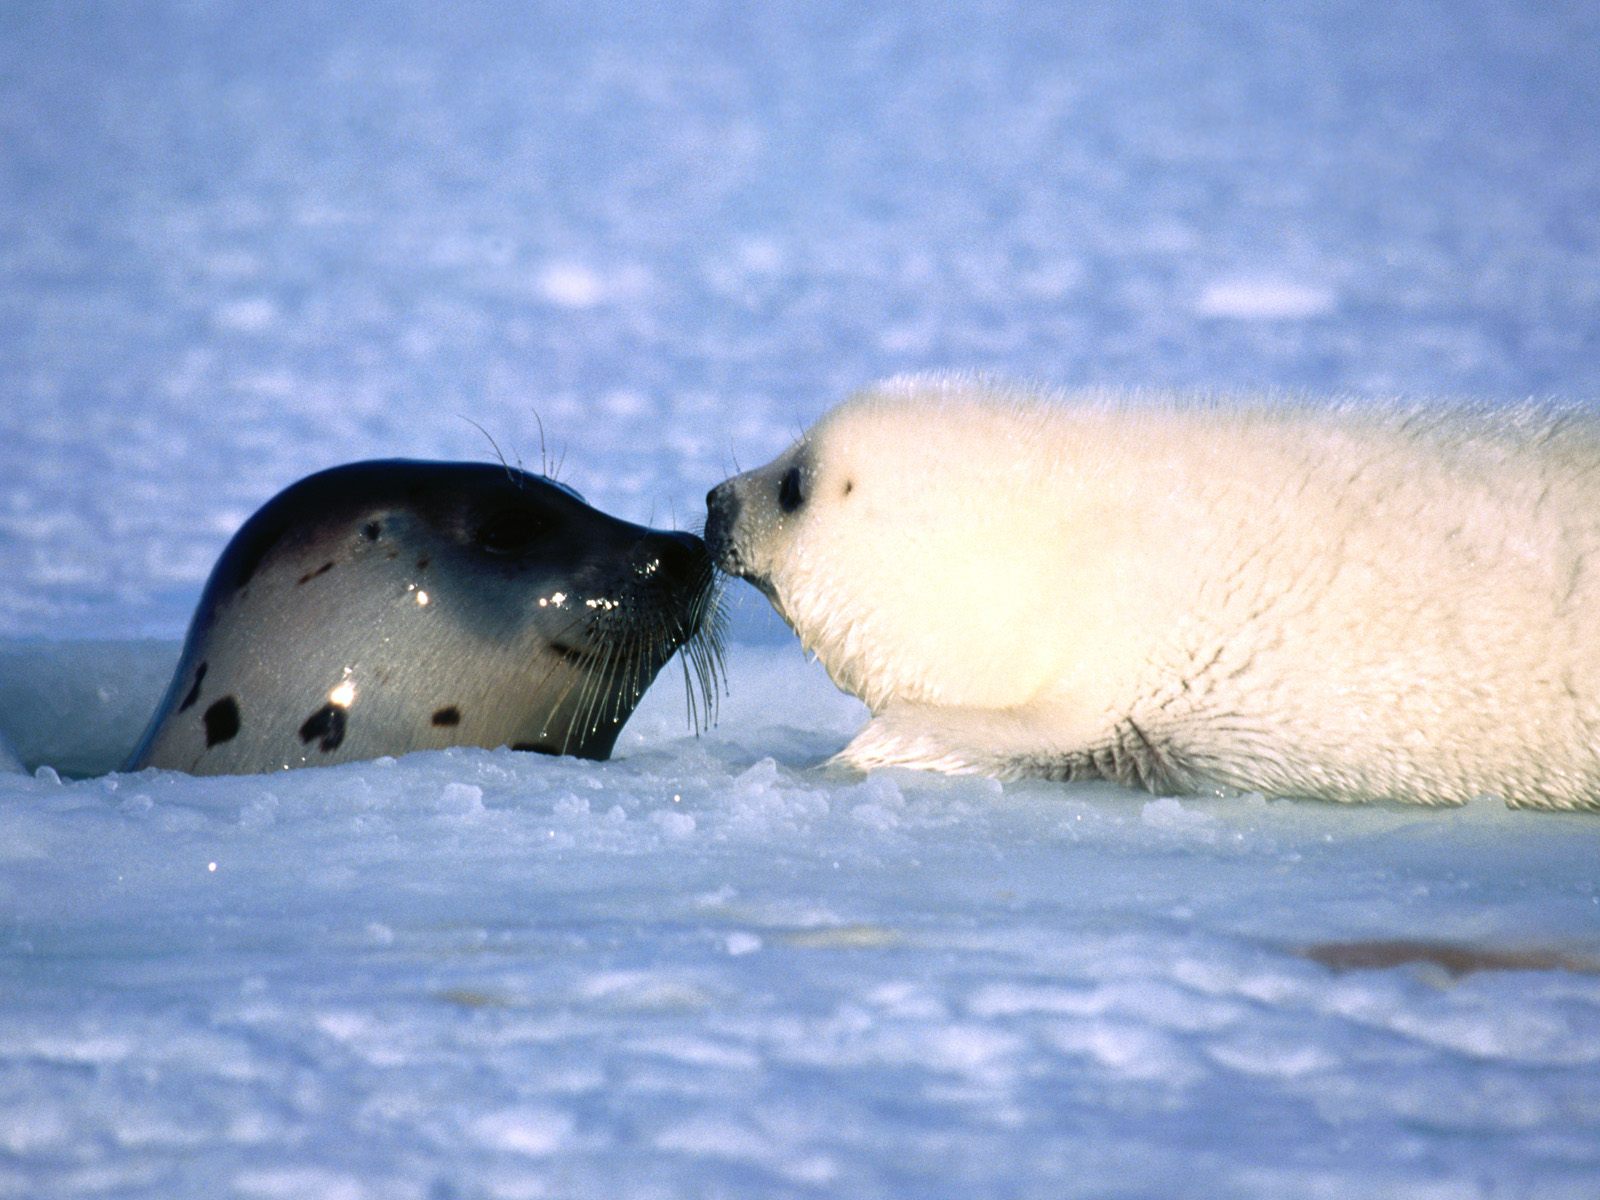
833, 701, 1198, 793
831, 701, 1100, 781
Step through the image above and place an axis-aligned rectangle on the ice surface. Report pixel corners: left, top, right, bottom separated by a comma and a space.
4, 644, 1600, 1200
4, 1, 1600, 1197
1194, 279, 1338, 321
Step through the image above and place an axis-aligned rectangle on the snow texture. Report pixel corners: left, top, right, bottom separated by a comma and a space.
3, 2, 1600, 1197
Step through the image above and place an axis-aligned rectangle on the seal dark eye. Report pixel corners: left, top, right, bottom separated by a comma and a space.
778, 466, 804, 514
475, 507, 550, 555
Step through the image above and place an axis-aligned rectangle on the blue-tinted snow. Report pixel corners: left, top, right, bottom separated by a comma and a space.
3, 2, 1600, 1197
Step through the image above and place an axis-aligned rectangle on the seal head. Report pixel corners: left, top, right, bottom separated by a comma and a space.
129, 459, 719, 775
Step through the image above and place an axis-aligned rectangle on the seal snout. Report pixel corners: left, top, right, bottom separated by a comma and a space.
640, 528, 713, 596
704, 481, 742, 573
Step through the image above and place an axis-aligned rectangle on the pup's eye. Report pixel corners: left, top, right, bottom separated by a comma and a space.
475, 507, 550, 555
778, 466, 804, 513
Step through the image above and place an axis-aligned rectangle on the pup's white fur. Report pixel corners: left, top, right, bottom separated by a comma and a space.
707, 374, 1600, 810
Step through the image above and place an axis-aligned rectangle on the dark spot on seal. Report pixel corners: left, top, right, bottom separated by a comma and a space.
362, 521, 382, 542
416, 556, 430, 570
232, 519, 288, 589
178, 662, 208, 713
203, 697, 240, 747
778, 465, 804, 514
432, 706, 461, 727
511, 742, 540, 752
842, 479, 854, 496
299, 704, 347, 753
296, 560, 335, 585
386, 551, 399, 560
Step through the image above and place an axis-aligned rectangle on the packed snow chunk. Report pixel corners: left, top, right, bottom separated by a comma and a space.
237, 793, 279, 830
1139, 796, 1225, 845
0, 1098, 71, 1154
469, 1107, 576, 1157
211, 297, 281, 333
654, 1115, 772, 1161
864, 980, 947, 1020
846, 773, 908, 830
651, 807, 697, 838
1205, 1031, 1341, 1078
966, 982, 1098, 1019
731, 756, 783, 794
533, 261, 649, 309
626, 1034, 760, 1071
535, 262, 606, 307
722, 755, 831, 832
435, 781, 486, 817
1195, 278, 1338, 320
725, 931, 762, 956
925, 1026, 1026, 1087
577, 971, 714, 1013
1044, 1018, 1203, 1086
232, 1167, 369, 1200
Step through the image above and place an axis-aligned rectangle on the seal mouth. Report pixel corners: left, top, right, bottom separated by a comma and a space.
703, 482, 743, 575
535, 535, 726, 759
701, 517, 754, 582
548, 639, 600, 668
711, 545, 748, 577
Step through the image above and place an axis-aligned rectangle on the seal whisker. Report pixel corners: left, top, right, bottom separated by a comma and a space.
459, 417, 520, 488
679, 609, 709, 732
688, 572, 727, 731
594, 634, 630, 735
561, 634, 608, 755
677, 637, 701, 733
534, 410, 551, 480
579, 628, 631, 751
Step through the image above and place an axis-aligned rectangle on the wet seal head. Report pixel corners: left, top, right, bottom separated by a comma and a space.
128, 459, 723, 775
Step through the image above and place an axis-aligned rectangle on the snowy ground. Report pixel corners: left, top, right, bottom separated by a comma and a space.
3, 1, 1600, 1197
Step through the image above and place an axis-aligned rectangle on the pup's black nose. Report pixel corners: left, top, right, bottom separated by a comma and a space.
703, 482, 740, 566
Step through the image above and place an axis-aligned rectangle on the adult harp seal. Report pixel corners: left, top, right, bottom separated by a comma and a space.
130, 459, 720, 775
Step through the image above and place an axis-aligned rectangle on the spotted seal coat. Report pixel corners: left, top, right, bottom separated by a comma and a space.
130, 460, 719, 775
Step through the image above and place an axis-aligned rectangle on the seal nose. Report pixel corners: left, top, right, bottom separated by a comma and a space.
649, 529, 710, 583
634, 530, 712, 626
704, 482, 739, 566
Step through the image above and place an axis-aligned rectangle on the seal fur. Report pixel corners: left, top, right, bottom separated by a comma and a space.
705, 374, 1600, 811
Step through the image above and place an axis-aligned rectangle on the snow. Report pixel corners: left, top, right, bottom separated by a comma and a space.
3, 1, 1600, 1196
1194, 279, 1338, 321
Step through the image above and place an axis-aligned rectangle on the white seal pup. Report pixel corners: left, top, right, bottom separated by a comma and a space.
705, 374, 1600, 811
129, 460, 721, 776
